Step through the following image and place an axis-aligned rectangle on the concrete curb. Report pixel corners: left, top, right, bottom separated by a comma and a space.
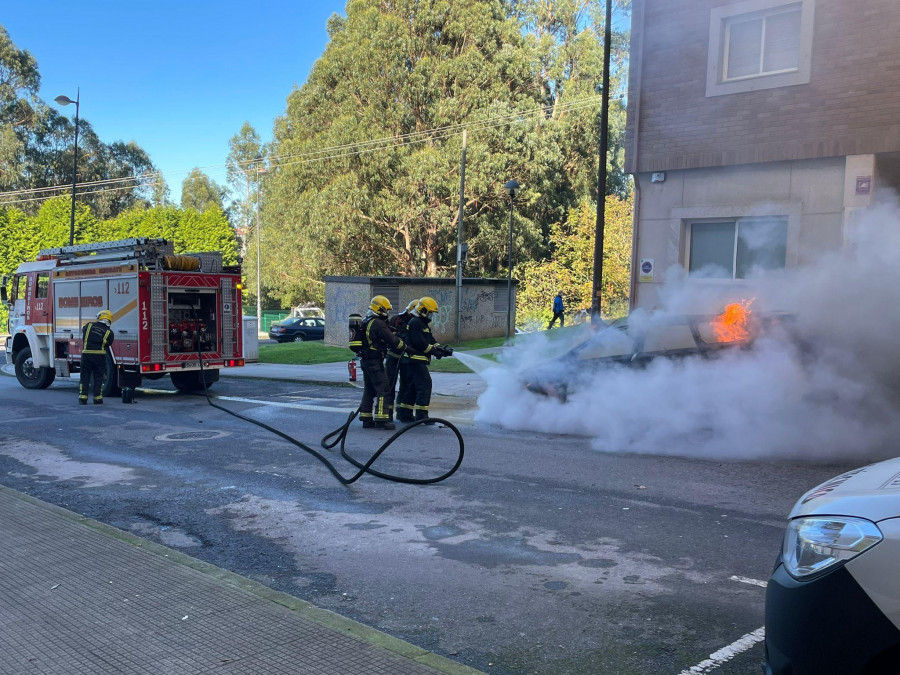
0, 484, 483, 675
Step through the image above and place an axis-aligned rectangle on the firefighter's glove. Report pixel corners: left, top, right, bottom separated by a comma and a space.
432, 345, 453, 359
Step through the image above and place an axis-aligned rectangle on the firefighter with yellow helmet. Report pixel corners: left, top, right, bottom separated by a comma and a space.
79, 309, 115, 405
397, 296, 453, 423
358, 295, 405, 430
387, 299, 418, 423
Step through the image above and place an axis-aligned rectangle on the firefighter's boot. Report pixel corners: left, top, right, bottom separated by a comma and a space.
360, 416, 375, 429
396, 404, 415, 423
93, 398, 103, 405
375, 420, 396, 431
415, 408, 436, 425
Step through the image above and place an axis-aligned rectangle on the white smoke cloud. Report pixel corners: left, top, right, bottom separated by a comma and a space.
476, 196, 900, 461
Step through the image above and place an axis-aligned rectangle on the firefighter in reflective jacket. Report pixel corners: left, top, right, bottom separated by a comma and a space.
398, 297, 452, 423
388, 299, 417, 423
80, 309, 115, 405
359, 295, 405, 430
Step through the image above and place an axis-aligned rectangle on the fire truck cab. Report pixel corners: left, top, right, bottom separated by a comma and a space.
2, 238, 244, 395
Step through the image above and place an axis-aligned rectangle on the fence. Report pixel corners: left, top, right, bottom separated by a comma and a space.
244, 308, 291, 332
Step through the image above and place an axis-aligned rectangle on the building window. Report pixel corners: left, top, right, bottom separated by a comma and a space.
707, 0, 814, 97
724, 5, 801, 81
688, 218, 788, 279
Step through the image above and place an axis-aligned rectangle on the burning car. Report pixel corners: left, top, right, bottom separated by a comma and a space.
523, 301, 790, 400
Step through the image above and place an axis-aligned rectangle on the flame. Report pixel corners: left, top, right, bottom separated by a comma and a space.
711, 299, 755, 342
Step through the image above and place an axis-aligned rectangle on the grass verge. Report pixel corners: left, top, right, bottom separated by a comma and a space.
259, 342, 355, 365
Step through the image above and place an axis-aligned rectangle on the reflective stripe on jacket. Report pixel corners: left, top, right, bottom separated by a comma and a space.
82, 321, 114, 355
405, 315, 435, 362
362, 315, 404, 359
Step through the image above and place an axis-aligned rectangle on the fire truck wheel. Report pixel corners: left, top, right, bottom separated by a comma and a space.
102, 353, 122, 398
170, 371, 214, 393
14, 348, 56, 389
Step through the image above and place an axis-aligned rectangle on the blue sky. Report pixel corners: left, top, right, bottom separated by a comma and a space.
3, 0, 347, 203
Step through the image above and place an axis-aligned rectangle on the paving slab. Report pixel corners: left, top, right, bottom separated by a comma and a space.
0, 486, 481, 675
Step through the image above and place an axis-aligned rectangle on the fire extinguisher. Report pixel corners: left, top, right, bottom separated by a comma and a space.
348, 358, 357, 382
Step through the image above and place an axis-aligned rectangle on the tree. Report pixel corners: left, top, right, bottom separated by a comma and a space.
262, 0, 551, 305
257, 0, 632, 309
225, 122, 266, 244
517, 194, 632, 327
181, 168, 227, 212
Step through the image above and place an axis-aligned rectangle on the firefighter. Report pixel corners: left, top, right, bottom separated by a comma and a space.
399, 296, 453, 423
79, 309, 115, 405
359, 295, 405, 430
388, 299, 418, 424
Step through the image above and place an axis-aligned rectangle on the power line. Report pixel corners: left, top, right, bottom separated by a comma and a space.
0, 93, 625, 208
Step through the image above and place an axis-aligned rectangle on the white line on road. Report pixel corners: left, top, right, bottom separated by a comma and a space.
729, 575, 768, 588
137, 388, 353, 413
214, 395, 355, 414
677, 627, 765, 675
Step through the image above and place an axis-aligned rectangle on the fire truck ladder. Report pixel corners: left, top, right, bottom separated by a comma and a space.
40, 238, 174, 268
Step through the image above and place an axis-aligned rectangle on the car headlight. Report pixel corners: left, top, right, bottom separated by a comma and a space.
783, 516, 882, 579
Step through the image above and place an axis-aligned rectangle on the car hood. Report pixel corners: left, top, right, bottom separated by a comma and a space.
789, 457, 900, 522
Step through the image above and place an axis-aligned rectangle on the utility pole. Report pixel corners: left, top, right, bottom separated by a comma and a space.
54, 89, 80, 246
455, 129, 467, 343
591, 0, 613, 317
255, 163, 266, 335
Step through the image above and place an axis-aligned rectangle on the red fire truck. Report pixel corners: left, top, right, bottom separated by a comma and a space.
2, 238, 244, 394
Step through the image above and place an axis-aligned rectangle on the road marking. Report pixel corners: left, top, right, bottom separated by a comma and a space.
138, 389, 472, 423
214, 395, 355, 414
729, 575, 768, 588
677, 627, 765, 675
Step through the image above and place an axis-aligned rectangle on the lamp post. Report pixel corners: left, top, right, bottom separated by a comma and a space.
255, 162, 267, 334
54, 89, 80, 246
504, 180, 520, 342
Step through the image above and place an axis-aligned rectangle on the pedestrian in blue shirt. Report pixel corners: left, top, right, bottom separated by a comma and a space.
548, 291, 565, 329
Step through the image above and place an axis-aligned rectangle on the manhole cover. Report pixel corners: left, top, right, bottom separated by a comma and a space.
155, 430, 231, 442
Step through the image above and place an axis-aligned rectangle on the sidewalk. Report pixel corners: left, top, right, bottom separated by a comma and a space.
0, 347, 491, 409
223, 362, 488, 408
0, 485, 481, 675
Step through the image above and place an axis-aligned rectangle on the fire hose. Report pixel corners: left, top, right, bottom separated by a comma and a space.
193, 345, 465, 485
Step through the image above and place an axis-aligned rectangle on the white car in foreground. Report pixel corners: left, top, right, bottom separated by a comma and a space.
765, 458, 900, 674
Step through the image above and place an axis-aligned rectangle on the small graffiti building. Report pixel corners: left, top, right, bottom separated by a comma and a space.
323, 276, 517, 346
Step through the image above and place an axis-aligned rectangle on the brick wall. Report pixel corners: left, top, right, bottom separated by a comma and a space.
626, 0, 900, 173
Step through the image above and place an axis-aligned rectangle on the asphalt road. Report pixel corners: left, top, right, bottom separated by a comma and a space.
0, 371, 862, 674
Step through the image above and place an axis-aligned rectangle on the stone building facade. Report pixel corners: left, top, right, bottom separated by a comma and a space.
626, 0, 900, 309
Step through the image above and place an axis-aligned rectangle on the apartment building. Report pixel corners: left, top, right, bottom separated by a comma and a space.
625, 0, 900, 309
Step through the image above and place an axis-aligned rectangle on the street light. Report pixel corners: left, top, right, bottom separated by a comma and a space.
255, 161, 267, 334
504, 180, 520, 341
54, 89, 80, 246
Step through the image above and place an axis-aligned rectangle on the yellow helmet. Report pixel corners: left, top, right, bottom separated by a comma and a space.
97, 310, 113, 323
370, 295, 392, 316
405, 299, 419, 313
416, 297, 438, 316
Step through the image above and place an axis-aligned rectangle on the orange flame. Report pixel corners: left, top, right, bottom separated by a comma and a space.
711, 299, 755, 342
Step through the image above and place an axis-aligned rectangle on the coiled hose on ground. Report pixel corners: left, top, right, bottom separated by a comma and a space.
194, 350, 465, 485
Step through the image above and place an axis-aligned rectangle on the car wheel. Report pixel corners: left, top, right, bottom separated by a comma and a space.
293, 334, 306, 342
14, 347, 56, 389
